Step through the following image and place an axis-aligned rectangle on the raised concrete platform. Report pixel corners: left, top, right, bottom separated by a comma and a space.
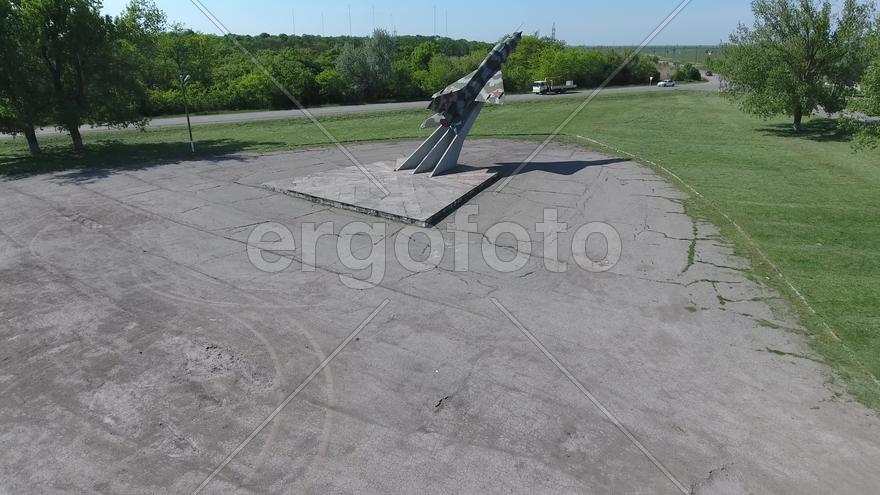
263, 160, 500, 227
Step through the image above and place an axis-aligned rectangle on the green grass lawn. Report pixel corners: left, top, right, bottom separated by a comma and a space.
0, 110, 429, 177
2, 91, 879, 407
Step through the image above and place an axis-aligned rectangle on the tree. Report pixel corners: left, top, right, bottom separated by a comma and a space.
0, 0, 50, 155
842, 23, 880, 147
720, 0, 874, 131
409, 41, 440, 72
22, 0, 148, 151
263, 48, 318, 108
504, 35, 554, 92
315, 69, 347, 102
575, 49, 615, 88
159, 24, 214, 85
673, 63, 702, 82
116, 0, 166, 95
336, 29, 395, 100
532, 42, 567, 82
116, 0, 165, 51
408, 50, 480, 96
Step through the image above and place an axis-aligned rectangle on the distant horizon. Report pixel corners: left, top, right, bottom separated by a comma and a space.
100, 1, 755, 46
174, 29, 725, 48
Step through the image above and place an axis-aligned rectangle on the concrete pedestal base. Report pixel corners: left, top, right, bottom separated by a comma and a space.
263, 160, 499, 227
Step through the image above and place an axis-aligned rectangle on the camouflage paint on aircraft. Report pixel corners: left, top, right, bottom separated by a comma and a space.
421, 32, 522, 129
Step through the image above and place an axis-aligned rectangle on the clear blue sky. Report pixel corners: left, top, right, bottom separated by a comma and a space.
101, 0, 756, 45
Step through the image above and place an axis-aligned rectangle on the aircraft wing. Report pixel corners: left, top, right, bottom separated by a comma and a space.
475, 70, 505, 104
423, 69, 504, 128
431, 70, 478, 99
420, 113, 445, 129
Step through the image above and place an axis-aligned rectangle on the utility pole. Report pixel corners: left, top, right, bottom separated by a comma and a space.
321, 11, 324, 36
348, 5, 352, 36
179, 74, 194, 153
291, 8, 295, 35
433, 6, 436, 36
372, 5, 375, 32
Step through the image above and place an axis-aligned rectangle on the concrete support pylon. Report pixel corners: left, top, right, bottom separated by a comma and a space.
396, 101, 485, 177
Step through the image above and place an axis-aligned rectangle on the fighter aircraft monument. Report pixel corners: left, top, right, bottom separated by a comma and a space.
264, 32, 523, 226
397, 31, 521, 176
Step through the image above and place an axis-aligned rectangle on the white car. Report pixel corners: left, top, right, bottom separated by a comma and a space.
657, 79, 676, 87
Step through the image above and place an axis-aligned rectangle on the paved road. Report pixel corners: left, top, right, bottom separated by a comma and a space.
1, 139, 877, 494
16, 77, 720, 138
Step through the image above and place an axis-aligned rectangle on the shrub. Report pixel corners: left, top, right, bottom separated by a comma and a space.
673, 63, 702, 82
316, 69, 348, 103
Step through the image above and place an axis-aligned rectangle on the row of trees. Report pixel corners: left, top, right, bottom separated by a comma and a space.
0, 0, 162, 154
0, 0, 663, 156
142, 28, 660, 115
719, 0, 879, 143
140, 28, 499, 115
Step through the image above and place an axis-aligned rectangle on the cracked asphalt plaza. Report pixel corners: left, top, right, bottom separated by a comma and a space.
1, 139, 879, 494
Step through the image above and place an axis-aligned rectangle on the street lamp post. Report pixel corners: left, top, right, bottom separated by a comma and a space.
180, 74, 195, 153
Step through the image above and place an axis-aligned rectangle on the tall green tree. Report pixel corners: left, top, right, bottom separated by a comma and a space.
159, 24, 213, 85
116, 0, 165, 94
0, 0, 50, 155
337, 29, 395, 100
720, 0, 874, 131
23, 0, 147, 151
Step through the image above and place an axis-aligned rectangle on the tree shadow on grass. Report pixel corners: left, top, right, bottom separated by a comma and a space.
758, 118, 852, 143
0, 138, 287, 180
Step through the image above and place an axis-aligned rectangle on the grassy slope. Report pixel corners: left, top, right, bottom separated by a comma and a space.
493, 94, 880, 406
2, 92, 879, 406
